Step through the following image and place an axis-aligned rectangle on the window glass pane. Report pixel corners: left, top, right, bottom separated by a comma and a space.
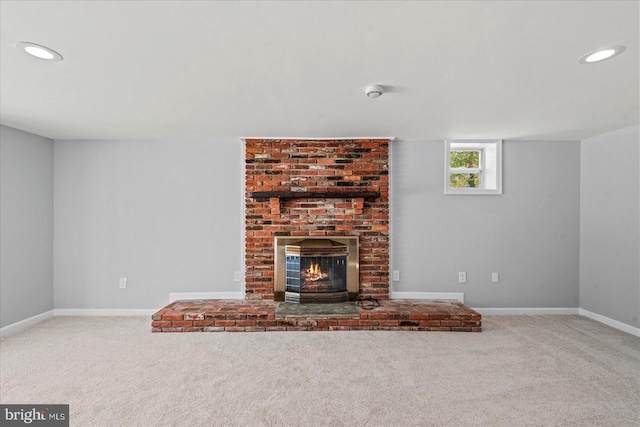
450, 150, 480, 168
450, 173, 481, 188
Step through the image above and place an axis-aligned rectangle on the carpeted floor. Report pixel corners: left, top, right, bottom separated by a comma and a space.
1, 315, 639, 426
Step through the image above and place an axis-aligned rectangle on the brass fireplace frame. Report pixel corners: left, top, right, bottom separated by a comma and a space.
274, 236, 359, 302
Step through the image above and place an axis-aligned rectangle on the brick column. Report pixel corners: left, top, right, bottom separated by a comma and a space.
244, 139, 390, 300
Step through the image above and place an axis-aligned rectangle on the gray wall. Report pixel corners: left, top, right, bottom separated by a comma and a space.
53, 139, 244, 309
391, 140, 580, 308
580, 125, 639, 328
55, 138, 582, 311
6, 127, 637, 330
0, 126, 54, 327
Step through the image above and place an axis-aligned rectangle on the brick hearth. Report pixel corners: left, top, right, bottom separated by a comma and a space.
151, 300, 482, 332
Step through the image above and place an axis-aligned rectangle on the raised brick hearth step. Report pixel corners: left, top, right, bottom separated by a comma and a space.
151, 300, 481, 332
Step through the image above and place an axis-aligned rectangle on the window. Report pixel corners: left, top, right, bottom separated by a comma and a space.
445, 140, 502, 195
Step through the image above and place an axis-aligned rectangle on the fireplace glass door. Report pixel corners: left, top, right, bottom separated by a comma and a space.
284, 239, 349, 303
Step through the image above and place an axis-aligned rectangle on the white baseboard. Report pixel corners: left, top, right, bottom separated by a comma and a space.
475, 307, 639, 336
391, 292, 464, 303
169, 292, 244, 303
54, 309, 157, 316
579, 308, 640, 337
474, 307, 579, 315
0, 310, 55, 337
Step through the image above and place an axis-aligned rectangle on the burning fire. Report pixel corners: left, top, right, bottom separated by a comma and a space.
305, 263, 329, 282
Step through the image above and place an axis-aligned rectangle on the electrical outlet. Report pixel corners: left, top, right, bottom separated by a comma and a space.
492, 272, 499, 283
233, 271, 242, 282
458, 272, 467, 283
392, 270, 400, 281
119, 277, 127, 289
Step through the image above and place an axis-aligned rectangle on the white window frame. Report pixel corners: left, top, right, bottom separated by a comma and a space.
445, 140, 502, 195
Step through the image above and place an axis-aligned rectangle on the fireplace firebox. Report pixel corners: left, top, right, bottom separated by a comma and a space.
285, 239, 348, 303
274, 236, 359, 303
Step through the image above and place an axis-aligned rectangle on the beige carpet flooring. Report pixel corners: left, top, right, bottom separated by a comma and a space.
1, 315, 639, 426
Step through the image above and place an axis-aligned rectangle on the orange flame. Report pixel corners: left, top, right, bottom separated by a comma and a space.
305, 263, 328, 282
307, 263, 320, 275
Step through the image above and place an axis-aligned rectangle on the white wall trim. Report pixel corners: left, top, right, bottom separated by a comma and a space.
391, 292, 464, 303
240, 139, 247, 299
388, 141, 395, 296
54, 309, 157, 316
474, 307, 579, 315
240, 137, 396, 141
579, 308, 640, 337
169, 292, 244, 303
0, 310, 55, 337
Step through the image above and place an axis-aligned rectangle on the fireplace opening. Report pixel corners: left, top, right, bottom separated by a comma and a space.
274, 236, 359, 302
284, 239, 349, 303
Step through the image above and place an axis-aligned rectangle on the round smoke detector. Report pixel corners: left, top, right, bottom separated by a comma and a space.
364, 85, 384, 99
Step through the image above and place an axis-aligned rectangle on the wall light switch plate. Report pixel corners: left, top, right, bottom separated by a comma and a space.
392, 270, 400, 281
458, 272, 467, 283
233, 271, 242, 282
119, 277, 127, 289
492, 273, 499, 283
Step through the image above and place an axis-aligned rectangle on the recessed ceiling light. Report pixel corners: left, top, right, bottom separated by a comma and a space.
578, 46, 625, 64
16, 42, 63, 61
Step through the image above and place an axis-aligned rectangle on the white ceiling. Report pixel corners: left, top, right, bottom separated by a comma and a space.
1, 1, 638, 141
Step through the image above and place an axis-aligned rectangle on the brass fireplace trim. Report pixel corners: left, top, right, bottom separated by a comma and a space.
274, 236, 359, 302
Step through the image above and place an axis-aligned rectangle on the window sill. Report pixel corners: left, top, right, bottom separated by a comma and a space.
445, 188, 502, 195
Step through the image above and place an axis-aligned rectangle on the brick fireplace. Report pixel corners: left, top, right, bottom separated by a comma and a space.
153, 142, 483, 332
244, 138, 390, 301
